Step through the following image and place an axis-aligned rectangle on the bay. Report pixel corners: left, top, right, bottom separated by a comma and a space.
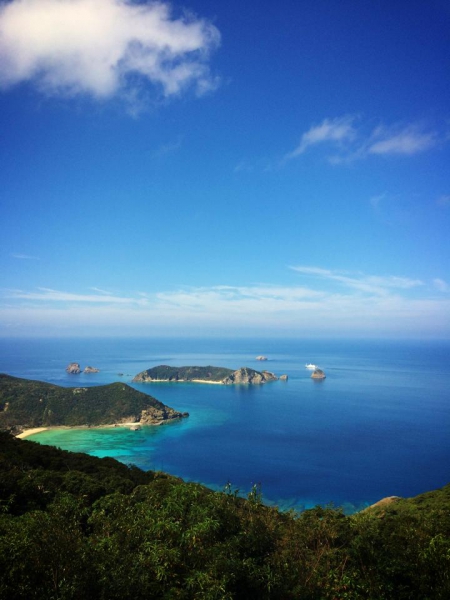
1, 336, 449, 513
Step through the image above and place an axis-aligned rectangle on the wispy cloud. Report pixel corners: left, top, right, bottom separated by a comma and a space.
367, 124, 437, 155
11, 253, 40, 260
290, 266, 424, 296
4, 287, 148, 305
285, 117, 443, 164
437, 195, 450, 207
234, 160, 254, 174
90, 287, 115, 295
153, 135, 183, 158
433, 278, 449, 293
0, 0, 220, 108
1, 270, 448, 337
369, 193, 386, 209
284, 116, 356, 160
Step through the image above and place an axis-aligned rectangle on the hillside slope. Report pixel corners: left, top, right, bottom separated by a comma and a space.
0, 432, 449, 599
0, 374, 187, 433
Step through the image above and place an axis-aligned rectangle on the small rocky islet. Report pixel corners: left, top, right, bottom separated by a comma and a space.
66, 362, 100, 374
311, 368, 326, 380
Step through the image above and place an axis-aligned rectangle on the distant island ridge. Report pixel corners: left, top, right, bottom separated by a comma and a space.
132, 365, 286, 384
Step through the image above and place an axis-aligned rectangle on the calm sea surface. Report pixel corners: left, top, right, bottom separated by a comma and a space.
1, 337, 449, 513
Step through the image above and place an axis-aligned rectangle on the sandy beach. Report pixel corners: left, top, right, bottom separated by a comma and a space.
15, 421, 157, 439
16, 427, 49, 439
140, 378, 224, 384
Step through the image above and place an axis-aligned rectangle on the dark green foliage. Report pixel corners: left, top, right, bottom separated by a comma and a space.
133, 365, 234, 382
0, 432, 449, 599
0, 432, 156, 514
0, 373, 183, 432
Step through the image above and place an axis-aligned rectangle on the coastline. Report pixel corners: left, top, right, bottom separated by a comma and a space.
16, 427, 49, 439
138, 378, 223, 385
15, 421, 162, 440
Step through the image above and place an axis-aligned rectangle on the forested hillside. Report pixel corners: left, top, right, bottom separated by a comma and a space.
0, 374, 187, 433
0, 432, 449, 599
132, 365, 234, 382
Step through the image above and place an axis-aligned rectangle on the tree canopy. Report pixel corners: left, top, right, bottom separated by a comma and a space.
0, 431, 449, 599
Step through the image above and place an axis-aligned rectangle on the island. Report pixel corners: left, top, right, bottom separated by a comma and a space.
132, 365, 279, 385
311, 368, 326, 380
0, 373, 188, 436
66, 363, 100, 374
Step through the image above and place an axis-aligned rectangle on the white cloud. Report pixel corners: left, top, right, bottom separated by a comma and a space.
4, 287, 148, 305
0, 0, 220, 104
153, 135, 183, 158
90, 286, 115, 295
285, 117, 443, 163
290, 266, 424, 296
369, 193, 386, 209
433, 278, 449, 293
368, 124, 437, 155
285, 116, 356, 160
1, 272, 448, 338
11, 253, 40, 260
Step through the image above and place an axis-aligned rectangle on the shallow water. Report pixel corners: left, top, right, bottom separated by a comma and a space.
1, 337, 449, 512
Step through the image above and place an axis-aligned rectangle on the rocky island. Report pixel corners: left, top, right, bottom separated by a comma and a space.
66, 363, 100, 374
222, 367, 277, 385
311, 368, 326, 380
132, 365, 280, 385
0, 373, 188, 435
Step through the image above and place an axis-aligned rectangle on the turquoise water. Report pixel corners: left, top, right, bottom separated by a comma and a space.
1, 337, 449, 512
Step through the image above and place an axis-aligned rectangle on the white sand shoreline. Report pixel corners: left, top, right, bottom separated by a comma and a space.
16, 427, 49, 439
15, 421, 160, 439
140, 378, 223, 385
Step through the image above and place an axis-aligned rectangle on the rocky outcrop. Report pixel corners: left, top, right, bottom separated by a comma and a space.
361, 496, 402, 517
140, 405, 189, 424
311, 368, 326, 380
279, 374, 288, 381
66, 364, 100, 374
222, 367, 278, 385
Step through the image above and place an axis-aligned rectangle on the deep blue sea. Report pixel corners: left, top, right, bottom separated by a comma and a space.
1, 337, 449, 513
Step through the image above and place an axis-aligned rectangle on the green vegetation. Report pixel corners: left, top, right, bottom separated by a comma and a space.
0, 374, 186, 433
0, 431, 449, 599
132, 365, 234, 383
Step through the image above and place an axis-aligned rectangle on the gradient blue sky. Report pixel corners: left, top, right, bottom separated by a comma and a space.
1, 0, 449, 338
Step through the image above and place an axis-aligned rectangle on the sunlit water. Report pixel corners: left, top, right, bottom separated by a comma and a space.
1, 337, 449, 513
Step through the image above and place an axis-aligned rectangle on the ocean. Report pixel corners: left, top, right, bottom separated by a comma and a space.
1, 336, 449, 513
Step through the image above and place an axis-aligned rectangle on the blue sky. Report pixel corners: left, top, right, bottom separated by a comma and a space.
1, 0, 449, 338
